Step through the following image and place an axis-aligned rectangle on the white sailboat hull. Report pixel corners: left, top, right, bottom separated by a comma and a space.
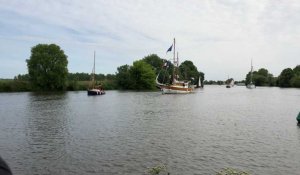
246, 84, 255, 89
161, 85, 193, 94
162, 88, 192, 94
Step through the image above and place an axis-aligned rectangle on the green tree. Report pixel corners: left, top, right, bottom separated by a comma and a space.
142, 54, 163, 74
26, 44, 68, 91
257, 68, 268, 77
278, 68, 294, 87
293, 65, 300, 76
142, 54, 174, 84
179, 60, 198, 80
291, 65, 300, 88
129, 60, 156, 90
179, 60, 200, 85
116, 64, 132, 89
290, 76, 300, 87
246, 68, 275, 86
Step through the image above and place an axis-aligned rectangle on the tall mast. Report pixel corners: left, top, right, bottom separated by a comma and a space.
173, 38, 176, 83
177, 52, 179, 79
177, 52, 179, 67
93, 51, 96, 88
250, 59, 253, 83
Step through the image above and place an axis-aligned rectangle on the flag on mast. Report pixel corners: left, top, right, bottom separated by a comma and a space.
166, 44, 173, 53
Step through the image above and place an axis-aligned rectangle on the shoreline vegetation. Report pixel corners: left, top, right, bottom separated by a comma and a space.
1, 64, 299, 93
1, 64, 299, 92
1, 43, 299, 92
1, 43, 205, 92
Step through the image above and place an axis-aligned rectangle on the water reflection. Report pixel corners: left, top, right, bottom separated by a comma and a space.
24, 92, 69, 174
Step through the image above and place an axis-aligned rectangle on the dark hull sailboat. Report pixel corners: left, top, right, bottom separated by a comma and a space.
87, 88, 105, 95
87, 51, 105, 96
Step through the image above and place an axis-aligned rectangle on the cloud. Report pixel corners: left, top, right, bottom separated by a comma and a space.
0, 0, 299, 79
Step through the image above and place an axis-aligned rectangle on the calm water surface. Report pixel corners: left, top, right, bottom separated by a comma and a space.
0, 86, 300, 175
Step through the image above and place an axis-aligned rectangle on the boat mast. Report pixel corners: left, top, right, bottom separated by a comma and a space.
173, 38, 176, 83
92, 51, 96, 88
177, 52, 179, 80
250, 59, 253, 84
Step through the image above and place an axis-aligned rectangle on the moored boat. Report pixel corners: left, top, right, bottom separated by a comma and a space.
246, 59, 256, 89
156, 38, 194, 94
87, 51, 105, 96
226, 78, 234, 88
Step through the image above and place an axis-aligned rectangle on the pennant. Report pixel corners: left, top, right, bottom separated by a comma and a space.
166, 44, 172, 53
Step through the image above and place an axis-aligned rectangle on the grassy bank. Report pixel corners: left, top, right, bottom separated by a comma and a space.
0, 79, 31, 92
0, 79, 117, 92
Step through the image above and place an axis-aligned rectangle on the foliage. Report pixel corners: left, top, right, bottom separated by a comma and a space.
290, 75, 300, 88
142, 54, 163, 74
146, 164, 168, 175
14, 74, 30, 81
142, 54, 173, 84
216, 168, 250, 175
278, 68, 294, 87
178, 60, 204, 86
293, 65, 300, 76
0, 80, 31, 92
246, 68, 276, 86
115, 61, 156, 90
7, 51, 204, 91
130, 60, 156, 90
116, 65, 132, 89
67, 73, 117, 90
26, 44, 68, 91
179, 60, 198, 81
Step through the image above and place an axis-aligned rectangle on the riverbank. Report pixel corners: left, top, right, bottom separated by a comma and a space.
0, 79, 117, 92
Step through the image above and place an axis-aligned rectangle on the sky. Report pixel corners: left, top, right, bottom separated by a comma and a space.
0, 0, 299, 80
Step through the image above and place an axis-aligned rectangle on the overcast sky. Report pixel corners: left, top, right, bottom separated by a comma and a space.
0, 0, 299, 80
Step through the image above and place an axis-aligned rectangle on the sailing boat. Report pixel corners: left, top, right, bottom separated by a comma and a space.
198, 76, 202, 88
226, 77, 234, 88
87, 51, 105, 95
246, 59, 255, 89
156, 38, 194, 94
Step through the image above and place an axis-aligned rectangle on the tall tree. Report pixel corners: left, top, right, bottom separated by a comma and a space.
291, 65, 300, 87
246, 68, 276, 86
116, 65, 132, 90
293, 65, 300, 76
278, 68, 294, 87
129, 60, 156, 90
26, 44, 68, 91
142, 54, 163, 74
179, 60, 199, 84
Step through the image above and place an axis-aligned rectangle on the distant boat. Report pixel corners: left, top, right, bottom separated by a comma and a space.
87, 51, 105, 96
246, 59, 255, 89
197, 76, 202, 88
156, 38, 194, 94
226, 77, 234, 88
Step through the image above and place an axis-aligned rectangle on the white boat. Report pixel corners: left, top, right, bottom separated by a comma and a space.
246, 59, 255, 89
87, 51, 105, 96
226, 78, 234, 88
198, 76, 202, 88
156, 38, 194, 94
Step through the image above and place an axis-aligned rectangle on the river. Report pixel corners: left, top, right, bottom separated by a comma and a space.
0, 85, 299, 175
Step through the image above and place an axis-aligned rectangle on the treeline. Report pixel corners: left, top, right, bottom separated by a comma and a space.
245, 65, 300, 87
115, 54, 204, 90
12, 73, 117, 91
5, 53, 204, 92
